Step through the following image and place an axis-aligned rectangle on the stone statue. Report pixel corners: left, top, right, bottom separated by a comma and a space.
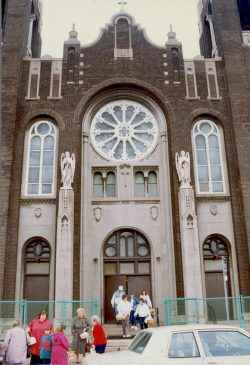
175, 151, 191, 188
60, 152, 76, 189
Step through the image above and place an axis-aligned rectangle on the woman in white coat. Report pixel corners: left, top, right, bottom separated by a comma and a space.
117, 294, 132, 338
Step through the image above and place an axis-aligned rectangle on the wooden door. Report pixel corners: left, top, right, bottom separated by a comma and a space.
127, 276, 151, 299
24, 275, 49, 300
105, 275, 127, 323
205, 271, 230, 321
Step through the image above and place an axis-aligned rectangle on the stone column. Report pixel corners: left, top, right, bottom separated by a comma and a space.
55, 189, 74, 301
55, 152, 75, 322
178, 187, 203, 299
175, 151, 203, 311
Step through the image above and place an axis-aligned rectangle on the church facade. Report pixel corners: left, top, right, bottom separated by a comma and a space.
1, 0, 250, 323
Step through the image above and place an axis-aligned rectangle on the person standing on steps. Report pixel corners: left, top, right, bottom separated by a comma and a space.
128, 293, 139, 330
117, 294, 132, 338
91, 315, 107, 354
135, 298, 151, 330
111, 285, 125, 324
139, 289, 152, 309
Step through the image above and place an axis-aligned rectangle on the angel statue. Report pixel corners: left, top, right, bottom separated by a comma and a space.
175, 151, 191, 188
60, 152, 76, 189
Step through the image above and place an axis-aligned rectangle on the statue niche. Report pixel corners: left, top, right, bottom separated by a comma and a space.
60, 152, 75, 189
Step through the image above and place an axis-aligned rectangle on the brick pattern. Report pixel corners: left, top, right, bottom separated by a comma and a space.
52, 74, 60, 98
208, 74, 217, 98
30, 74, 38, 98
187, 74, 196, 98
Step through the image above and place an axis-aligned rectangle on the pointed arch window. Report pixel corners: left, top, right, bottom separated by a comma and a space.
26, 120, 57, 195
192, 120, 225, 194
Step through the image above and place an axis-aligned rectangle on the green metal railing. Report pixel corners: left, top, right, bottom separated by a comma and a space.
0, 300, 98, 337
163, 296, 250, 329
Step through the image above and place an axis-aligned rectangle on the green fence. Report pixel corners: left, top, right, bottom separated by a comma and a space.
163, 296, 250, 329
0, 300, 98, 338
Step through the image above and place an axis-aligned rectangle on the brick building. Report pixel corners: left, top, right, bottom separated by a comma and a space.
1, 0, 250, 323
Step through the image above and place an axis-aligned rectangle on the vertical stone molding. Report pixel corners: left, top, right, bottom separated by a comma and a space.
55, 152, 75, 315
176, 151, 203, 301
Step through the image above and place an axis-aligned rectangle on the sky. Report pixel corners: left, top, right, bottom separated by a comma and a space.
41, 0, 201, 59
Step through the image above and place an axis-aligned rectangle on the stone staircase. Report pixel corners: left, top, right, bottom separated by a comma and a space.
103, 324, 137, 352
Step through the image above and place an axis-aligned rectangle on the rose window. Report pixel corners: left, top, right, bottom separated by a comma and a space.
90, 100, 158, 161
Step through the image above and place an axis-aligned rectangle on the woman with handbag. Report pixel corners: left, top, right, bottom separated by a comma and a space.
27, 309, 54, 365
71, 307, 90, 363
117, 294, 132, 338
0, 320, 27, 365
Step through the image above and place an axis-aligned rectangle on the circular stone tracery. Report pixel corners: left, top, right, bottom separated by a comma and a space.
90, 100, 158, 161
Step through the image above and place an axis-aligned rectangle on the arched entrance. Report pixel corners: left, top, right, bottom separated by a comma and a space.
23, 238, 51, 301
203, 235, 232, 320
103, 229, 151, 323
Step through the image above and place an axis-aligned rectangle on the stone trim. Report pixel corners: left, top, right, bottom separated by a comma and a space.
196, 196, 231, 202
20, 198, 57, 204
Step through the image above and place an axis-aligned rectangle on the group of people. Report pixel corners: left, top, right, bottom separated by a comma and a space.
0, 308, 107, 365
111, 286, 154, 337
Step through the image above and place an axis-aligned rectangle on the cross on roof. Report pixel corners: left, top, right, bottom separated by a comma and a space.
118, 0, 127, 12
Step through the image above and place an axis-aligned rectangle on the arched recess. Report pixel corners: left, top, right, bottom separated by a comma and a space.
23, 238, 51, 301
103, 228, 151, 323
203, 235, 231, 297
203, 235, 232, 320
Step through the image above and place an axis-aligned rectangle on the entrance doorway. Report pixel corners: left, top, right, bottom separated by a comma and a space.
103, 229, 151, 323
203, 236, 232, 321
23, 239, 51, 301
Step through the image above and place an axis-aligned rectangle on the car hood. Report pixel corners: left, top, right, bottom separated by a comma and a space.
83, 350, 140, 365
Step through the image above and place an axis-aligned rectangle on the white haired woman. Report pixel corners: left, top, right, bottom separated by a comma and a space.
0, 320, 27, 365
71, 307, 90, 363
91, 316, 107, 354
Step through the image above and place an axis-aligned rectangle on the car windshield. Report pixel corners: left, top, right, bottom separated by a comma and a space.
199, 330, 250, 357
128, 331, 152, 354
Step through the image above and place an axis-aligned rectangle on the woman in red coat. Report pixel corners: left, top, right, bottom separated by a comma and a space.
91, 316, 107, 354
27, 309, 54, 365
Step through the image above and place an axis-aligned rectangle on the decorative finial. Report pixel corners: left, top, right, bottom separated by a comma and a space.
165, 24, 181, 46
118, 0, 127, 13
168, 24, 176, 41
69, 23, 78, 40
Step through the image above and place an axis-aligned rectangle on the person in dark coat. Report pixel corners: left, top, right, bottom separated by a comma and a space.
71, 307, 90, 363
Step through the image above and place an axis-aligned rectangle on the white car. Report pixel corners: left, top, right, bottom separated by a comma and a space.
83, 324, 250, 365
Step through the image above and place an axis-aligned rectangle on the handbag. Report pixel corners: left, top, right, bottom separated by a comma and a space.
116, 314, 126, 321
28, 337, 37, 345
80, 331, 89, 340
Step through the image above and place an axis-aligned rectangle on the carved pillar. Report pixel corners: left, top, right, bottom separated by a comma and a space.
55, 189, 74, 301
176, 151, 203, 302
55, 153, 75, 321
